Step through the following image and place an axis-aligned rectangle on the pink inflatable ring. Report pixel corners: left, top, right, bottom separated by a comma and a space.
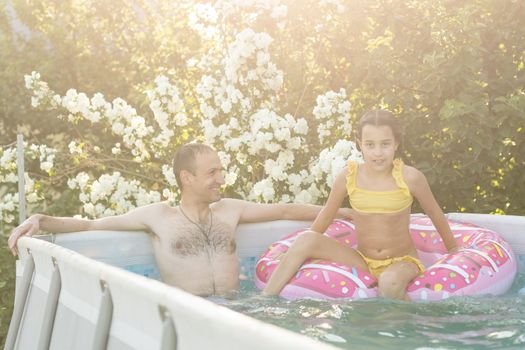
255, 216, 517, 301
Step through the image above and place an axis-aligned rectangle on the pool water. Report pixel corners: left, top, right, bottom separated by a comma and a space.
122, 257, 525, 349
222, 273, 525, 350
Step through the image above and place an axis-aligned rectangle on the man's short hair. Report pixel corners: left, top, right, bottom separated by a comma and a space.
172, 143, 215, 188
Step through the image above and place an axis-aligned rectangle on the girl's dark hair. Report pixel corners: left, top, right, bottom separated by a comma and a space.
357, 109, 402, 143
172, 143, 215, 188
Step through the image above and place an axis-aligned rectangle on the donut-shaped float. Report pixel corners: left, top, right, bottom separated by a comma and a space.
254, 216, 517, 301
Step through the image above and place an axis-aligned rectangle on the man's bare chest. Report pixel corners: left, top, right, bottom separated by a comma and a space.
151, 215, 237, 257
172, 224, 237, 256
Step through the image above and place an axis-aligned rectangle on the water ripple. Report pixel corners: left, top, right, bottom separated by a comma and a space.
225, 276, 525, 349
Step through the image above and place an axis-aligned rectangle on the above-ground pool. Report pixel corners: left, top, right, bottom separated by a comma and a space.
7, 213, 525, 350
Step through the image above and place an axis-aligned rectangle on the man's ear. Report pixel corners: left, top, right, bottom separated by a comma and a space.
179, 169, 193, 187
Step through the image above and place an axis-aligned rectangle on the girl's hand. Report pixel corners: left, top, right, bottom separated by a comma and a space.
337, 208, 355, 221
448, 246, 460, 254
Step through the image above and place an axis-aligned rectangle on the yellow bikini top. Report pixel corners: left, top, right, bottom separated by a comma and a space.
346, 159, 413, 213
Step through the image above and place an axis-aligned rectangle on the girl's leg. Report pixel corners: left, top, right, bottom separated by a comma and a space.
262, 231, 368, 296
377, 261, 420, 300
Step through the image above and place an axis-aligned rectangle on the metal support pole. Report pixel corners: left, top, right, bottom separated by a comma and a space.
16, 135, 26, 224
92, 281, 113, 350
159, 306, 177, 350
37, 261, 62, 350
4, 254, 35, 350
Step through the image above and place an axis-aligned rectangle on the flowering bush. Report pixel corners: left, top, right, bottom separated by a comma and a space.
6, 0, 522, 229
0, 143, 56, 224
67, 172, 161, 217
313, 89, 353, 148
1, 1, 362, 228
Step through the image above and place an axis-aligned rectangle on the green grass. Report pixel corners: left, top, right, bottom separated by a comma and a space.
0, 241, 16, 348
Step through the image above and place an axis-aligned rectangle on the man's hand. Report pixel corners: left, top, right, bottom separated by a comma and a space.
8, 214, 42, 256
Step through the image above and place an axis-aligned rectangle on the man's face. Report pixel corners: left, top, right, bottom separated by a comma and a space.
183, 150, 225, 203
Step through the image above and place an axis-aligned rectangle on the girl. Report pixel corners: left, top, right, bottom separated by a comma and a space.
262, 109, 458, 300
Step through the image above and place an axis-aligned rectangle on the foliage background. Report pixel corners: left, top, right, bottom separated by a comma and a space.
1, 0, 524, 344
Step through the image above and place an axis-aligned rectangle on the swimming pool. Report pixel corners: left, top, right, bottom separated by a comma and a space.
205, 254, 525, 349
7, 214, 525, 349
227, 272, 525, 349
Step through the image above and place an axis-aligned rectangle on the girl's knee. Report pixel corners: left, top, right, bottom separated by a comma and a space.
377, 263, 419, 299
378, 270, 402, 291
291, 231, 320, 253
377, 270, 408, 299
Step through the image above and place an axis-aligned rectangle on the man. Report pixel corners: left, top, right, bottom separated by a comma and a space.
8, 143, 353, 297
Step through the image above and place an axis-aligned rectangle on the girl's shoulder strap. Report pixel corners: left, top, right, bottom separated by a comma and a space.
346, 160, 358, 193
392, 158, 410, 192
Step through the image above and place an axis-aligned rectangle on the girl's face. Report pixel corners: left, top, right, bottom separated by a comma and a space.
358, 124, 399, 171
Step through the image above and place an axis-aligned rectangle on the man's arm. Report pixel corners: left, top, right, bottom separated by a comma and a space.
226, 195, 353, 224
236, 201, 324, 223
8, 202, 165, 256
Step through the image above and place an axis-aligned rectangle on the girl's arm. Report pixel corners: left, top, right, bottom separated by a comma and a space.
309, 168, 351, 233
408, 168, 458, 252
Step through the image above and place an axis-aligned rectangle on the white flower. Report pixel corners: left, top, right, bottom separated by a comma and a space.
24, 72, 37, 89
254, 32, 273, 49
162, 165, 178, 187
188, 3, 219, 39
79, 193, 88, 203
68, 141, 82, 155
221, 100, 232, 113
286, 137, 301, 150
162, 188, 178, 203
266, 142, 281, 153
112, 122, 124, 135
224, 172, 238, 186
2, 199, 15, 212
40, 161, 53, 172
84, 203, 95, 216
313, 89, 353, 145
53, 94, 62, 105
26, 192, 39, 203
271, 5, 288, 19
5, 173, 17, 183
75, 172, 90, 190
111, 143, 122, 155
287, 173, 303, 189
91, 93, 106, 108
250, 178, 275, 202
294, 190, 312, 204
294, 118, 309, 135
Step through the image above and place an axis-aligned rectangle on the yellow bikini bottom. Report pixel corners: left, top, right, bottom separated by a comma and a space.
356, 251, 425, 278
